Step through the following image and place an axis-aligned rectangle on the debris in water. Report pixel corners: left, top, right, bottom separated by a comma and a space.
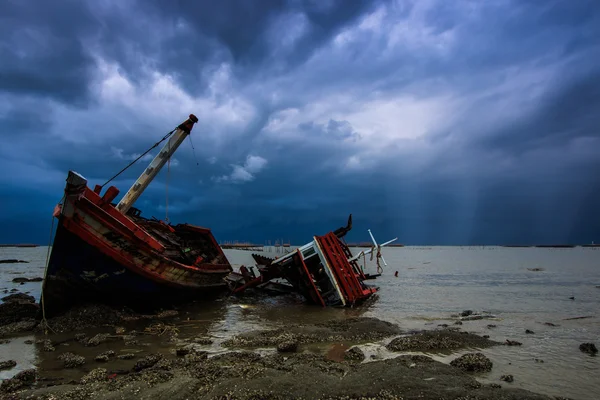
226, 215, 397, 307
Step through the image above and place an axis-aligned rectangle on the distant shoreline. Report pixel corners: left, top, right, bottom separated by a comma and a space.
0, 244, 39, 248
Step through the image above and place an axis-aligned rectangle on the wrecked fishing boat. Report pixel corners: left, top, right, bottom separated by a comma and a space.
42, 114, 232, 315
225, 215, 397, 307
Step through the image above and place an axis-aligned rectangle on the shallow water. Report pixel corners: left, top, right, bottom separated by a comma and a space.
1, 245, 599, 399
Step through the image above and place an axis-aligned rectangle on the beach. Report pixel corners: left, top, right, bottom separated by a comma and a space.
1, 246, 599, 399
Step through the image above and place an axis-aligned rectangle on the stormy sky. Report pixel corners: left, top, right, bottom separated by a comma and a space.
1, 0, 599, 245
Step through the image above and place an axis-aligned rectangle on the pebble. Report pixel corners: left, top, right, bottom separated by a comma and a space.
86, 333, 109, 346
344, 347, 365, 362
95, 350, 116, 362
133, 354, 163, 371
525, 329, 535, 334
0, 360, 17, 371
277, 340, 299, 353
501, 374, 514, 382
80, 368, 108, 384
579, 343, 598, 355
58, 352, 85, 368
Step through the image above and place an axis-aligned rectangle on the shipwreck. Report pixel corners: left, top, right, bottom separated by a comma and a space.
226, 215, 397, 307
42, 114, 232, 315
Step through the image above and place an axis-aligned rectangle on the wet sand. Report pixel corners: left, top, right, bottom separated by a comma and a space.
0, 301, 566, 400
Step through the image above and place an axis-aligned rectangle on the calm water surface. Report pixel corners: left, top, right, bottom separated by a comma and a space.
1, 245, 599, 399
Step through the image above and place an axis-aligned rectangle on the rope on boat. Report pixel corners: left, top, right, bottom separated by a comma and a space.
370, 245, 384, 274
188, 134, 200, 166
40, 195, 64, 335
100, 128, 177, 188
165, 140, 171, 223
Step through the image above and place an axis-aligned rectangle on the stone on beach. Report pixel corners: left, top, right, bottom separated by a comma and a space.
0, 360, 17, 370
579, 343, 598, 355
450, 352, 493, 372
57, 352, 85, 368
344, 346, 365, 362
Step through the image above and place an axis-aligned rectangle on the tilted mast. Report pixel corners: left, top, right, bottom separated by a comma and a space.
116, 114, 198, 215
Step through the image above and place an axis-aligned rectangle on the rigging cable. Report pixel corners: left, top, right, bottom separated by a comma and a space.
188, 134, 200, 166
100, 128, 177, 188
165, 140, 171, 223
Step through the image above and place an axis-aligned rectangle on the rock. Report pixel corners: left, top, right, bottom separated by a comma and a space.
81, 368, 108, 384
277, 340, 298, 353
454, 321, 463, 325
437, 324, 448, 327
0, 360, 17, 370
460, 310, 473, 317
505, 340, 522, 346
483, 335, 490, 339
579, 343, 598, 355
24, 340, 33, 344
133, 354, 163, 371
74, 333, 88, 342
14, 368, 37, 382
489, 383, 502, 389
0, 368, 37, 393
11, 277, 42, 283
193, 336, 214, 345
0, 339, 9, 344
0, 319, 38, 337
387, 331, 498, 353
344, 346, 365, 362
527, 268, 544, 272
156, 310, 179, 319
450, 353, 493, 372
1, 293, 35, 303
544, 322, 559, 327
0, 259, 29, 264
461, 315, 484, 321
95, 350, 116, 362
534, 358, 544, 363
0, 300, 39, 325
86, 333, 109, 346
525, 329, 535, 334
176, 347, 190, 357
117, 353, 135, 360
501, 374, 514, 382
487, 324, 497, 329
115, 326, 126, 335
58, 352, 85, 368
123, 335, 139, 345
40, 339, 55, 352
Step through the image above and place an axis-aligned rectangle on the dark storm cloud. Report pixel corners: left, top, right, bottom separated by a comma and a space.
1, 0, 599, 245
0, 0, 97, 104
480, 69, 600, 154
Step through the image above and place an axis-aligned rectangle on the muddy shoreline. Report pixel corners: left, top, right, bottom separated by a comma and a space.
0, 298, 570, 400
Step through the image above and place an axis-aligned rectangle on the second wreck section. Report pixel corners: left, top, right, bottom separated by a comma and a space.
226, 215, 387, 307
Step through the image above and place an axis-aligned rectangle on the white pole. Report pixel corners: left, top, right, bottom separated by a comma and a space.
116, 114, 198, 214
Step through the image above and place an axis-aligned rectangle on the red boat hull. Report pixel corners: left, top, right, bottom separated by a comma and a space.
42, 171, 232, 315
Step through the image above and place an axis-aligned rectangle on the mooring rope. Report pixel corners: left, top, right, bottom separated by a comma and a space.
40, 196, 64, 335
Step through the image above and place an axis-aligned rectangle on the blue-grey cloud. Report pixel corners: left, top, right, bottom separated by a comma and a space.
1, 0, 599, 245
